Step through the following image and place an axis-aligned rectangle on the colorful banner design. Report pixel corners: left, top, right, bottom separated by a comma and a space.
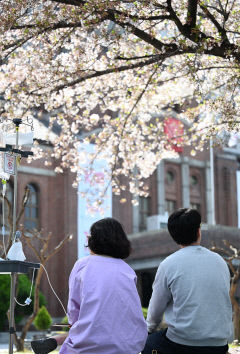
77, 143, 112, 259
164, 117, 184, 153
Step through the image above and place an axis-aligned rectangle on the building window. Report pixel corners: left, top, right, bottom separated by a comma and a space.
223, 167, 230, 192
139, 196, 151, 231
24, 184, 39, 230
0, 182, 13, 231
166, 170, 175, 184
190, 175, 199, 186
190, 202, 201, 213
165, 199, 176, 215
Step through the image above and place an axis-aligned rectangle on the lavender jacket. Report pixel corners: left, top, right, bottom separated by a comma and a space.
59, 255, 147, 353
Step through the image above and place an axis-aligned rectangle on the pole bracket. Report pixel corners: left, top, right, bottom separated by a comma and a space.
9, 327, 15, 334
12, 119, 22, 127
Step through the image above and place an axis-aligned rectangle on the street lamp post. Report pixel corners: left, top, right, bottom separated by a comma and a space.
210, 137, 216, 225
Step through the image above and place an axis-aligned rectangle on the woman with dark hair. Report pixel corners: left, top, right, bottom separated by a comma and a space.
31, 217, 147, 354
88, 217, 131, 258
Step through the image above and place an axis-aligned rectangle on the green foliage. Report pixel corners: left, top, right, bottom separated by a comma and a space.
61, 315, 70, 332
0, 274, 46, 330
34, 306, 52, 331
16, 274, 46, 323
142, 307, 148, 319
0, 275, 10, 330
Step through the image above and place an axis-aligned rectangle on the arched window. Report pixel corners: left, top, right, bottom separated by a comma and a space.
139, 196, 151, 231
189, 169, 205, 219
165, 165, 179, 215
190, 175, 199, 186
24, 184, 39, 230
0, 181, 13, 231
166, 169, 175, 184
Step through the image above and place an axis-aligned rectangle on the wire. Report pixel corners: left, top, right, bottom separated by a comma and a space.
40, 263, 67, 317
14, 297, 28, 307
2, 180, 7, 258
13, 263, 68, 318
29, 267, 35, 297
14, 268, 35, 307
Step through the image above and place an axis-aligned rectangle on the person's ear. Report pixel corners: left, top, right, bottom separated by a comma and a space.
197, 228, 201, 241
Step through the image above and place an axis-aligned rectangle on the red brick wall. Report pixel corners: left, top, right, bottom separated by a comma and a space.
215, 155, 238, 226
112, 175, 133, 234
10, 143, 240, 317
15, 156, 78, 317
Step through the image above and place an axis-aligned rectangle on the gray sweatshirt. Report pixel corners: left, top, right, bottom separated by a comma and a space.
147, 245, 233, 346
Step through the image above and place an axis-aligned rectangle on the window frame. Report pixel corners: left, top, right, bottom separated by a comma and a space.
24, 183, 40, 231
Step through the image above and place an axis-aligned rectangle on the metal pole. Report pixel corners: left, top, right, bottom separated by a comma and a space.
12, 120, 21, 241
210, 138, 216, 225
9, 119, 22, 353
9, 272, 17, 354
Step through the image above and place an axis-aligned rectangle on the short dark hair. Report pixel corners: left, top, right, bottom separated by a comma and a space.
88, 217, 131, 259
167, 208, 201, 246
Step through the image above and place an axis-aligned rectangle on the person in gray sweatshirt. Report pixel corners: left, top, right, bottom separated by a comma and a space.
142, 208, 232, 354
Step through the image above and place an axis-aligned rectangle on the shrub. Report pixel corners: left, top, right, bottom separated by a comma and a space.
0, 274, 46, 330
142, 307, 148, 319
15, 274, 47, 322
34, 306, 52, 331
0, 275, 10, 330
61, 315, 70, 332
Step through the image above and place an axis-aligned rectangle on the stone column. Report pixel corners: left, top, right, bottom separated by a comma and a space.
181, 156, 190, 208
132, 167, 140, 233
205, 161, 214, 224
157, 160, 165, 215
132, 197, 140, 233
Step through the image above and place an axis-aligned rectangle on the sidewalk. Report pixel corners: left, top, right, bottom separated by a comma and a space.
0, 332, 239, 354
0, 331, 33, 351
0, 332, 60, 353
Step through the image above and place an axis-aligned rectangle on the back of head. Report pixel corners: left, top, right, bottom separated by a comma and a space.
88, 217, 131, 259
168, 208, 201, 246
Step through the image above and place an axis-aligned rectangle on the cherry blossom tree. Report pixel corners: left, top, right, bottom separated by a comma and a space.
212, 240, 240, 340
0, 186, 73, 351
0, 1, 240, 203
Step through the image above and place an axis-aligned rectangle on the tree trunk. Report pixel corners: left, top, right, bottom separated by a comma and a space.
4, 191, 72, 352
7, 265, 45, 351
16, 265, 45, 350
233, 303, 240, 341
14, 337, 24, 352
230, 282, 240, 340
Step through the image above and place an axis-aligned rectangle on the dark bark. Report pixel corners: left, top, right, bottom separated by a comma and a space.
2, 192, 72, 351
187, 0, 198, 28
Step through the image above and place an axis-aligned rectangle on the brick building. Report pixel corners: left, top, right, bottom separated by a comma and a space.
6, 146, 78, 318
119, 145, 240, 307
5, 129, 240, 317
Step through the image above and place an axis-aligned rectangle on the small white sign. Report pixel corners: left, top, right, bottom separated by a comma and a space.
4, 153, 16, 175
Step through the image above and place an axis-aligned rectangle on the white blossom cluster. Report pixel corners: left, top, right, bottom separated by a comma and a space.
0, 0, 240, 206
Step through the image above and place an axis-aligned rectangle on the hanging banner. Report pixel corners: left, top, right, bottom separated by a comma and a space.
4, 153, 16, 175
77, 143, 112, 259
0, 153, 10, 180
164, 117, 184, 153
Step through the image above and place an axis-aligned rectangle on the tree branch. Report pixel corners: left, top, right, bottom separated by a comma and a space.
50, 0, 85, 6
11, 21, 82, 30
186, 0, 198, 28
166, 0, 209, 42
107, 10, 176, 52
50, 54, 163, 92
115, 54, 159, 61
199, 3, 227, 39
109, 8, 172, 21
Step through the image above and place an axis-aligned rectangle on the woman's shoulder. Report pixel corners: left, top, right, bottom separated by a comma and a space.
90, 255, 136, 274
71, 256, 91, 275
